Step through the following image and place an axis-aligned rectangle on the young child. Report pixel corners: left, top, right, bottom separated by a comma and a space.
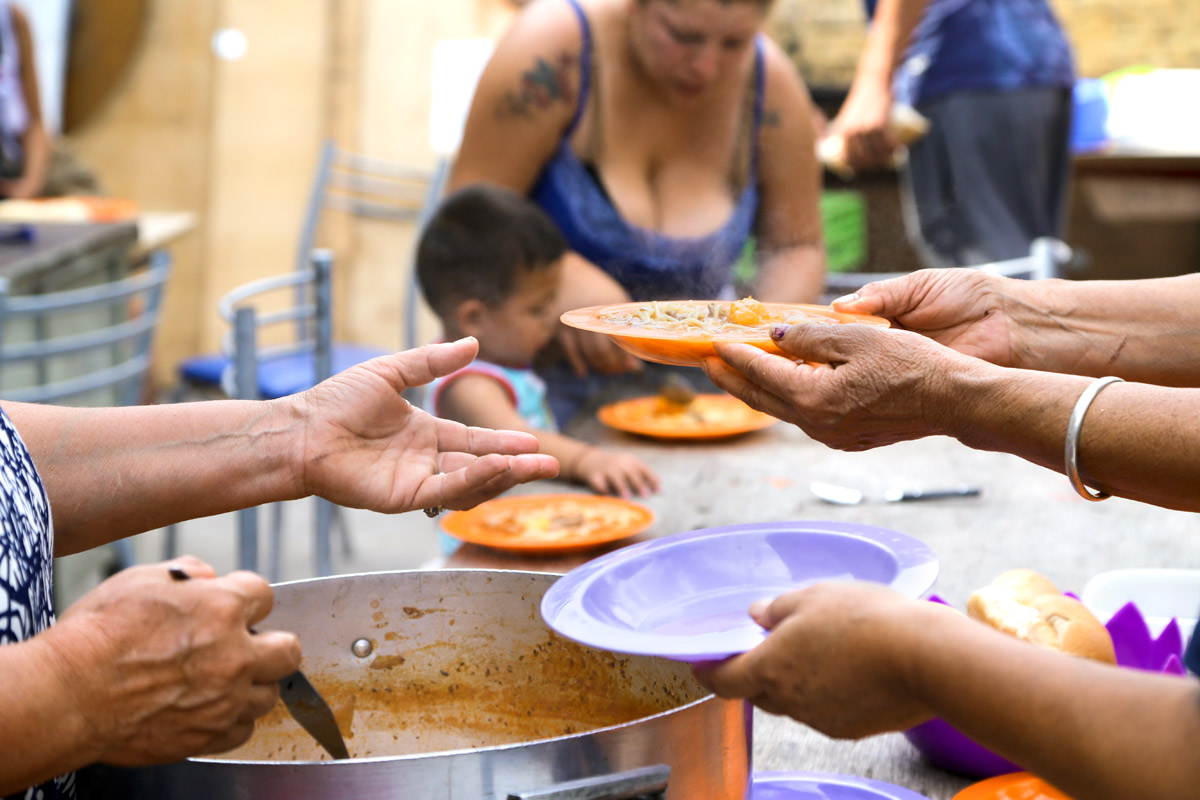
417, 183, 660, 499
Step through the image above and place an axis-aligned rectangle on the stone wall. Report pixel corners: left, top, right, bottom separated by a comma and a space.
774, 0, 1200, 90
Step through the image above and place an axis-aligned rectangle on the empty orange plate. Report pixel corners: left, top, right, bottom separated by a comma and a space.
598, 393, 777, 440
561, 299, 890, 367
440, 493, 655, 553
954, 773, 1075, 800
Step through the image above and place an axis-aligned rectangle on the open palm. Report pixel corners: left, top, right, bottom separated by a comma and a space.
293, 339, 557, 513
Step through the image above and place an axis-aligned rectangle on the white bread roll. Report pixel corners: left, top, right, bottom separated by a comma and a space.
967, 569, 1117, 665
817, 104, 931, 177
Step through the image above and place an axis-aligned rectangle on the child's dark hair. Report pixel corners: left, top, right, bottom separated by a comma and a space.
417, 184, 567, 317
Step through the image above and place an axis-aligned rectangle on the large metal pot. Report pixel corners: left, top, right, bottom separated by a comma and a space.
125, 569, 751, 799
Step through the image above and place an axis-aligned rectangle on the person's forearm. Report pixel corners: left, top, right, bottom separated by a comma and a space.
1007, 275, 1200, 385
5, 399, 303, 554
532, 430, 594, 484
0, 631, 99, 794
10, 121, 50, 198
752, 243, 825, 305
937, 362, 1200, 511
555, 252, 631, 312
852, 0, 927, 93
907, 607, 1200, 800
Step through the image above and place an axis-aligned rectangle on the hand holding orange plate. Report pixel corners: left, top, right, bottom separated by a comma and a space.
598, 394, 777, 440
440, 494, 655, 554
561, 298, 890, 367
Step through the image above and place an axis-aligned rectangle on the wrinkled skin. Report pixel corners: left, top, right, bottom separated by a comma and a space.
44, 556, 298, 764
692, 582, 939, 738
701, 269, 1024, 450
292, 338, 560, 512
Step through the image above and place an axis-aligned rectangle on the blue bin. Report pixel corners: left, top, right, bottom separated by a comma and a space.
1071, 78, 1109, 152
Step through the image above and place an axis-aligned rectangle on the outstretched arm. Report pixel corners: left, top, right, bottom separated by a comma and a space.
704, 320, 1200, 511
831, 0, 927, 170
7, 338, 558, 555
694, 582, 1200, 800
834, 269, 1200, 385
0, 6, 50, 199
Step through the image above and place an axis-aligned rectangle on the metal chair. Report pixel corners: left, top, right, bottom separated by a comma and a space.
822, 237, 1076, 300
306, 139, 450, 353
176, 140, 445, 399
166, 250, 342, 579
0, 250, 173, 570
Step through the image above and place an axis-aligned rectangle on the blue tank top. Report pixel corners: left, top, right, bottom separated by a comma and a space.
530, 0, 764, 301
863, 0, 1075, 107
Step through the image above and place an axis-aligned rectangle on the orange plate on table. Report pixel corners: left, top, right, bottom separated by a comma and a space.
440, 494, 655, 554
597, 393, 777, 440
953, 773, 1075, 800
561, 300, 890, 367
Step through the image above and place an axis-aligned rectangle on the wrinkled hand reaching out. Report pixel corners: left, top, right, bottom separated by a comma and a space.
701, 321, 983, 451
832, 268, 1026, 368
291, 338, 558, 512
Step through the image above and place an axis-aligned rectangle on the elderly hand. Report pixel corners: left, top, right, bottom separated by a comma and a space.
42, 557, 299, 764
692, 582, 942, 739
832, 268, 1025, 367
290, 338, 558, 512
702, 321, 983, 451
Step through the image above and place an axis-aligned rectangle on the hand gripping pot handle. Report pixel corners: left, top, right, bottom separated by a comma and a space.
508, 764, 669, 800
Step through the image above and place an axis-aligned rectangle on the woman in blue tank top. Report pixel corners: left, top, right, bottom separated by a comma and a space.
450, 0, 827, 417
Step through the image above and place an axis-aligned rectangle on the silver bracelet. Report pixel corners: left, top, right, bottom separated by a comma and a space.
1063, 376, 1124, 501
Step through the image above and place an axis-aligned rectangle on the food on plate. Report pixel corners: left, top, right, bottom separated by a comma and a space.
474, 497, 646, 544
600, 296, 841, 337
648, 394, 756, 428
967, 568, 1116, 664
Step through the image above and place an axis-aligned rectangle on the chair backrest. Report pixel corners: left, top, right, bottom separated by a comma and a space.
218, 249, 334, 401
0, 250, 172, 406
822, 237, 1075, 299
217, 249, 334, 575
298, 140, 450, 351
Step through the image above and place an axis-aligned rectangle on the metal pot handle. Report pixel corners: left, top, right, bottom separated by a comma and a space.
507, 764, 670, 800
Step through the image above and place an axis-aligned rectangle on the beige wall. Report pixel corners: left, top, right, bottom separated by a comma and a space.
775, 0, 1200, 88
66, 0, 1198, 387
67, 0, 517, 385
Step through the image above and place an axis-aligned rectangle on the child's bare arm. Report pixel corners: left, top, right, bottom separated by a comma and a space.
439, 375, 659, 497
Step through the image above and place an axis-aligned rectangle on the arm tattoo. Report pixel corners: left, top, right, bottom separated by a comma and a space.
495, 52, 580, 120
762, 109, 781, 128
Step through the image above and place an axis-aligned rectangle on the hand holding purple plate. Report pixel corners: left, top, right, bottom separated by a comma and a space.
540, 521, 939, 662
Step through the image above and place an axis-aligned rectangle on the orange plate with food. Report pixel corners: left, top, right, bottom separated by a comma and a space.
953, 772, 1075, 800
440, 494, 655, 553
561, 297, 891, 367
598, 393, 777, 440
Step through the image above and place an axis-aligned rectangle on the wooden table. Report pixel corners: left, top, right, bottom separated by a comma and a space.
441, 375, 1200, 798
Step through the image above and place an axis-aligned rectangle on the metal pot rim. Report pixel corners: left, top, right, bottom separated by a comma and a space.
190, 568, 720, 766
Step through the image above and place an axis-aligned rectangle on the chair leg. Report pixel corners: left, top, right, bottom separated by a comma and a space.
110, 539, 137, 574
268, 503, 285, 583
333, 506, 354, 558
238, 506, 259, 573
315, 498, 336, 577
163, 523, 179, 561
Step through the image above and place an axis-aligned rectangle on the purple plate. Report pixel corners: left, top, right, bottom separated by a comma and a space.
540, 521, 939, 662
752, 771, 932, 800
903, 598, 1188, 777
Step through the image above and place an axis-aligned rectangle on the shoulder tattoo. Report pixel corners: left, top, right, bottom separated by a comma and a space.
761, 108, 782, 129
495, 52, 580, 120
